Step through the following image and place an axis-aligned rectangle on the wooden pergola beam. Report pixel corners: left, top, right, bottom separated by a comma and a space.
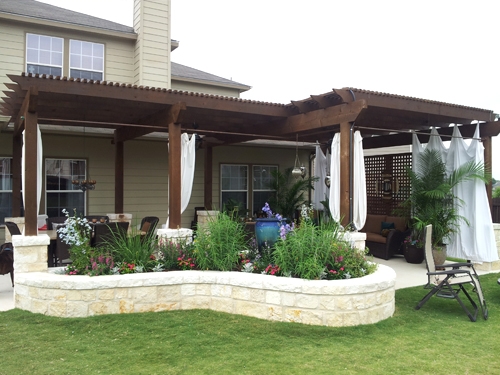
167, 103, 187, 229
282, 100, 368, 135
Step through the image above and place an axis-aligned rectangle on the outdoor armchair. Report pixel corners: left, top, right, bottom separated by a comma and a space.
415, 224, 488, 322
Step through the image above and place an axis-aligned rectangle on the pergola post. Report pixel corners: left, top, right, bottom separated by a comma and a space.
22, 88, 39, 236
204, 145, 213, 210
115, 141, 124, 213
168, 122, 182, 228
339, 122, 350, 226
483, 136, 492, 211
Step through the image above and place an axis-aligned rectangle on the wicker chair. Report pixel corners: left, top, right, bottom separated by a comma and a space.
0, 242, 14, 287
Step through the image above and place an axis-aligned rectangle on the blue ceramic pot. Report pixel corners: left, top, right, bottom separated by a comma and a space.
255, 218, 281, 251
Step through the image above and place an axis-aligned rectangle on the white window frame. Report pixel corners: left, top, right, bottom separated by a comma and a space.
0, 157, 13, 225
69, 39, 104, 80
45, 158, 87, 218
26, 33, 63, 76
220, 164, 278, 216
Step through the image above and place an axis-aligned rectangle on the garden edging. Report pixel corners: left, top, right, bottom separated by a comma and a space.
14, 265, 396, 327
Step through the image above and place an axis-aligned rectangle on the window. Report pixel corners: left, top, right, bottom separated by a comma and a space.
69, 40, 104, 80
45, 159, 86, 218
252, 165, 278, 215
26, 33, 63, 76
0, 158, 13, 225
220, 164, 277, 216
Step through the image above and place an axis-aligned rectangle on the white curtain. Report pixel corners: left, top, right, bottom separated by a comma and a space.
313, 144, 330, 210
352, 131, 367, 230
21, 125, 43, 214
412, 126, 497, 262
166, 133, 196, 227
329, 133, 341, 221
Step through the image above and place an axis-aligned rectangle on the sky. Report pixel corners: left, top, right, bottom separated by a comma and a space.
38, 0, 500, 178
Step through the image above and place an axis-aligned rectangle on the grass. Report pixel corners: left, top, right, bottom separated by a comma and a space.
2, 272, 500, 375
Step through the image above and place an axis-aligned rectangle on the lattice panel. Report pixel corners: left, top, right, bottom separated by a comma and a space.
364, 155, 386, 215
364, 153, 412, 216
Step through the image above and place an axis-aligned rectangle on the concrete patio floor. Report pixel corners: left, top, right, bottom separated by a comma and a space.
1, 256, 498, 312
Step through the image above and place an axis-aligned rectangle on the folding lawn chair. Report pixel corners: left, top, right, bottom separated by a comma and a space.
415, 224, 488, 322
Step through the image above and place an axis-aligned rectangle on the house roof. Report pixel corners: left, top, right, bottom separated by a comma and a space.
0, 0, 135, 34
1, 73, 498, 149
171, 62, 251, 92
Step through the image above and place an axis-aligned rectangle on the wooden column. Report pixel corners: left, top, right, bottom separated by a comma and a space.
339, 122, 350, 226
168, 122, 182, 228
12, 133, 22, 217
115, 140, 124, 213
23, 99, 38, 236
483, 136, 492, 211
204, 145, 213, 210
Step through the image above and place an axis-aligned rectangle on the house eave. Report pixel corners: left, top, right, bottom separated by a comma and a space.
171, 76, 251, 93
0, 12, 138, 40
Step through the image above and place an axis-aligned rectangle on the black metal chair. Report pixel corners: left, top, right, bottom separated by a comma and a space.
53, 225, 72, 266
0, 242, 14, 287
139, 216, 159, 239
415, 224, 488, 322
4, 221, 21, 236
92, 222, 129, 248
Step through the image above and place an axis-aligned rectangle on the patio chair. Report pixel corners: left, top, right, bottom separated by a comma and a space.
46, 216, 67, 230
139, 216, 159, 239
93, 222, 129, 248
53, 225, 72, 266
85, 215, 109, 224
4, 221, 21, 236
0, 242, 14, 287
415, 224, 488, 322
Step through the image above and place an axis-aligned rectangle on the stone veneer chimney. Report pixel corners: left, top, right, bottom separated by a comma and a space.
133, 0, 171, 88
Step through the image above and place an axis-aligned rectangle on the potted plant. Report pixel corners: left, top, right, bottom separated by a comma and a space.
402, 235, 424, 264
267, 167, 317, 221
400, 148, 489, 263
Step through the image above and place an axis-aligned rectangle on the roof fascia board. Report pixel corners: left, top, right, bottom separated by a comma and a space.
0, 13, 137, 40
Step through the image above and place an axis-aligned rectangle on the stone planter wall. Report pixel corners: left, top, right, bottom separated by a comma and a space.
14, 267, 395, 326
473, 223, 500, 272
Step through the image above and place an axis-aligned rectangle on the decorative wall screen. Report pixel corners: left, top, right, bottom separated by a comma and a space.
364, 153, 411, 216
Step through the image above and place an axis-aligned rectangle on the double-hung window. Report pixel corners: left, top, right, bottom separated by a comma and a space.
26, 33, 63, 76
0, 158, 13, 225
69, 40, 104, 80
220, 164, 277, 216
45, 159, 86, 218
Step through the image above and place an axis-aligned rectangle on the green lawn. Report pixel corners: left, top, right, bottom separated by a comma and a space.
2, 272, 500, 375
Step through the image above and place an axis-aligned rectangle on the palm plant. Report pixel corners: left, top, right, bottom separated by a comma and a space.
402, 148, 489, 248
267, 167, 317, 220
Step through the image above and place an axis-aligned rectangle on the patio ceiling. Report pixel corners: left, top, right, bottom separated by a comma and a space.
2, 73, 498, 148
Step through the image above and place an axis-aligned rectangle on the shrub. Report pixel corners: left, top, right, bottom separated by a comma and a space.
273, 218, 376, 280
157, 237, 196, 271
103, 227, 158, 272
193, 211, 248, 271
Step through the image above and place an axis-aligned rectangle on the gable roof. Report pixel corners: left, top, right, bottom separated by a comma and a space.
0, 0, 135, 34
171, 62, 251, 92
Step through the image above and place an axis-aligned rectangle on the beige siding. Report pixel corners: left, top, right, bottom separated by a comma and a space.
0, 20, 135, 88
1, 129, 308, 239
172, 80, 243, 97
134, 0, 171, 88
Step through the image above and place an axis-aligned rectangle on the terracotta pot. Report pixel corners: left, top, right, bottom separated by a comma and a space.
404, 244, 424, 264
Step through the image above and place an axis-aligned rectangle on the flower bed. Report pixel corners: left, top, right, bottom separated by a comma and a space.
14, 265, 396, 326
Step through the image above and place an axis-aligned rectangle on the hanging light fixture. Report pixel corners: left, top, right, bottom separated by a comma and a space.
292, 134, 306, 179
72, 127, 96, 192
